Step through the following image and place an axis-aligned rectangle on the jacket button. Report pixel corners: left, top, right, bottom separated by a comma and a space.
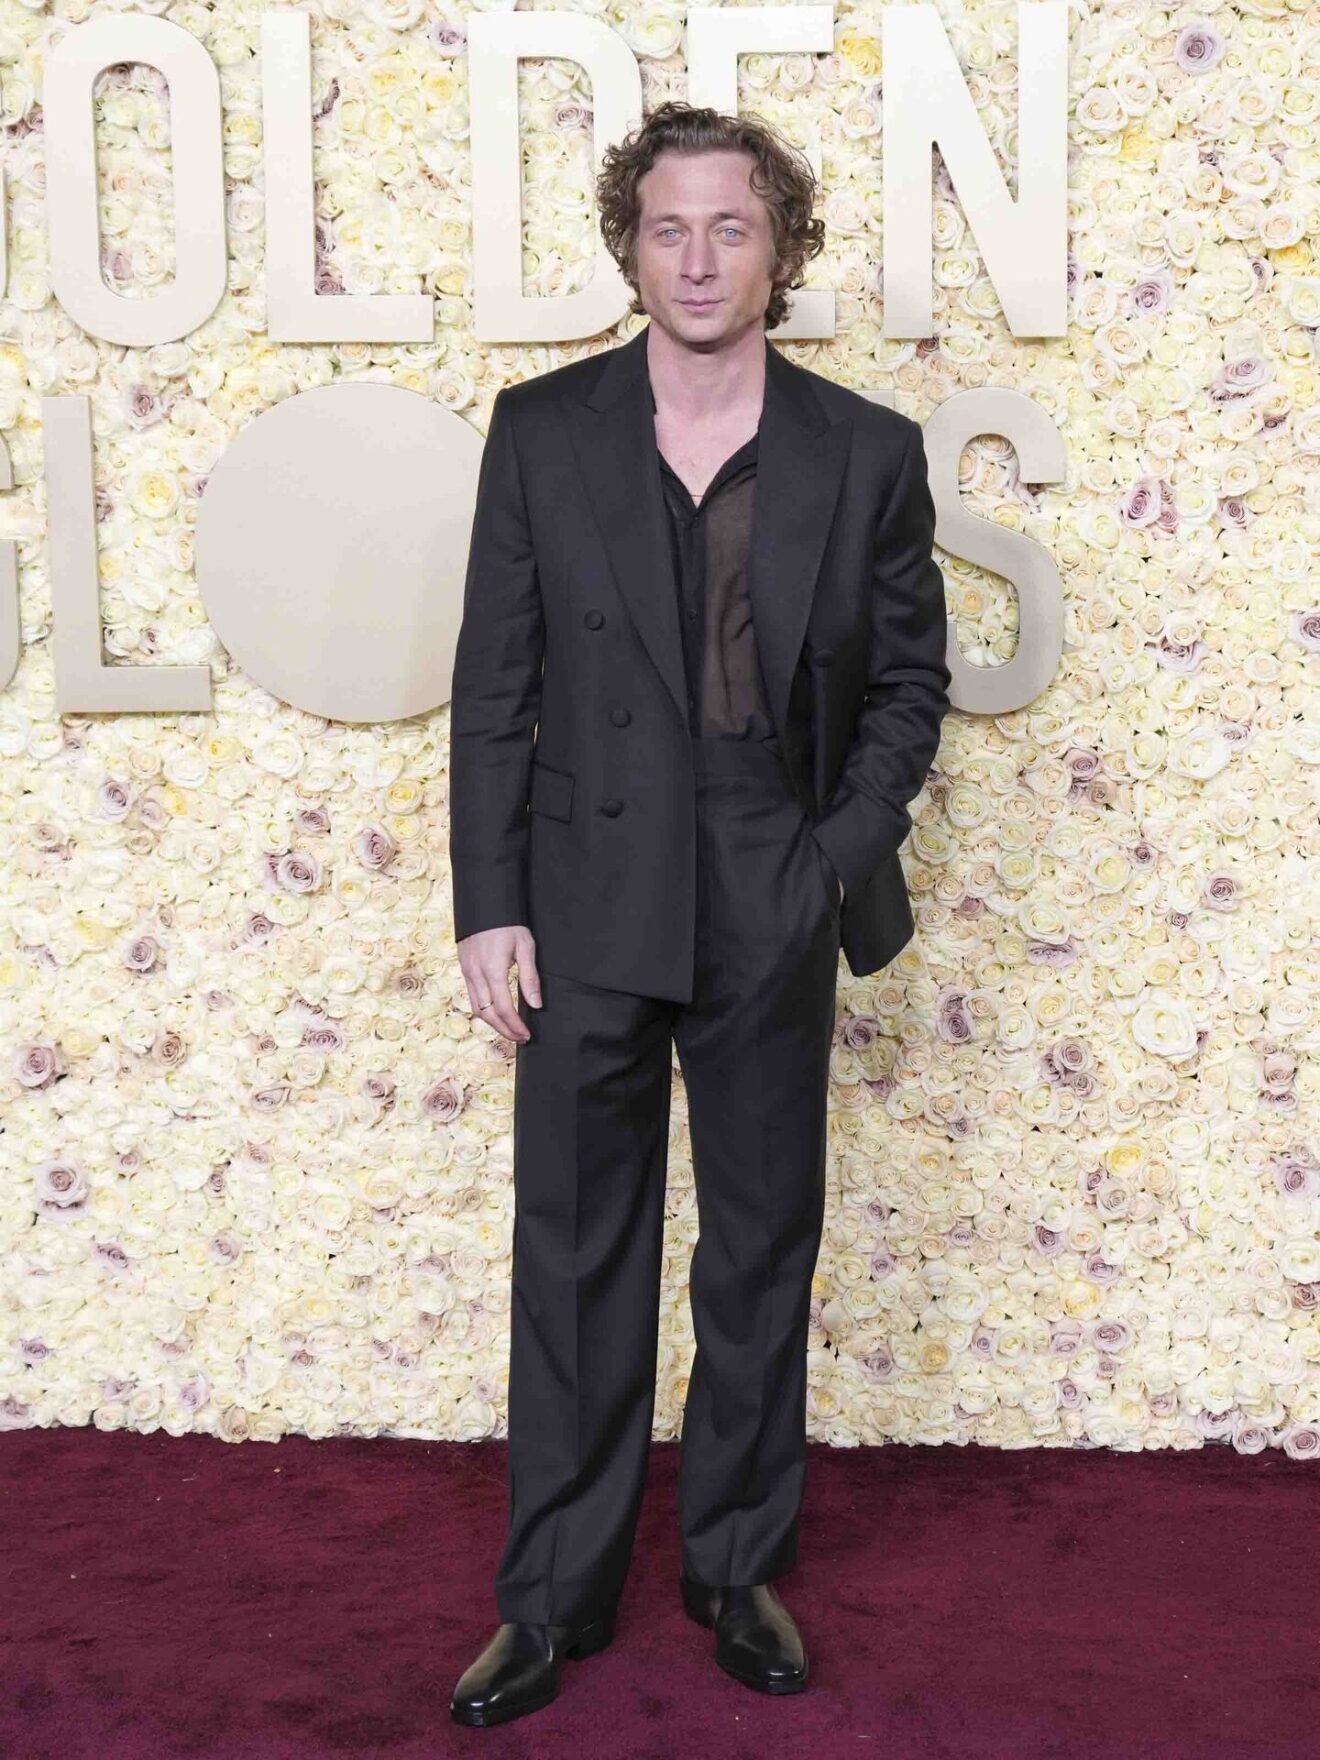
610, 707, 631, 726
816, 648, 835, 667
584, 609, 605, 629
601, 798, 623, 817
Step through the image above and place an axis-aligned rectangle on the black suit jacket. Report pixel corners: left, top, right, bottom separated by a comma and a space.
449, 324, 952, 1004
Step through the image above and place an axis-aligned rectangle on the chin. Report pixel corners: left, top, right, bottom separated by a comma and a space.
674, 305, 732, 329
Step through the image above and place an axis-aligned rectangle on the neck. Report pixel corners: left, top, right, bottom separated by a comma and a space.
645, 320, 767, 424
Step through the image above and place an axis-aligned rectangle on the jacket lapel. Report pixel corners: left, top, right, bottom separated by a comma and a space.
749, 338, 853, 745
563, 324, 852, 742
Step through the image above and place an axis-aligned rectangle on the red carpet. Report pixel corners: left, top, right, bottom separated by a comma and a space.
2, 1430, 1316, 1758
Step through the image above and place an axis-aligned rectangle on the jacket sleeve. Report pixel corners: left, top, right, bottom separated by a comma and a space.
810, 417, 952, 901
448, 387, 545, 941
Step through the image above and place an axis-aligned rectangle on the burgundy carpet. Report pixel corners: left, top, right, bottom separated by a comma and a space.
2, 1430, 1317, 1759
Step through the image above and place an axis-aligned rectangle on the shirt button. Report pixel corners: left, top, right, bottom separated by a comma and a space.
584, 610, 604, 629
601, 798, 624, 817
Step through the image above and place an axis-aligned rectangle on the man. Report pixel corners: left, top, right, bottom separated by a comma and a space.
448, 102, 952, 1727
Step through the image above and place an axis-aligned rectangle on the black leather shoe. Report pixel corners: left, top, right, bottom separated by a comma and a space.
680, 1572, 808, 1694
450, 1610, 615, 1727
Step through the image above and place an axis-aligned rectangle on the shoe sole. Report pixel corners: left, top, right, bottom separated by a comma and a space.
680, 1578, 809, 1694
450, 1614, 615, 1728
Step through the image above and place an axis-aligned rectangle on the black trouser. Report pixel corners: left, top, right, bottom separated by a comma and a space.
494, 734, 841, 1626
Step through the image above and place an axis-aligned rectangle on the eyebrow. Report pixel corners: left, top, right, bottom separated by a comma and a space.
648, 211, 750, 223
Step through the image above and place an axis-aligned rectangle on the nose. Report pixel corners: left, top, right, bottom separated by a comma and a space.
681, 245, 716, 282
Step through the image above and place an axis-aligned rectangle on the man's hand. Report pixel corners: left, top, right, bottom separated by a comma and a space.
457, 926, 542, 1044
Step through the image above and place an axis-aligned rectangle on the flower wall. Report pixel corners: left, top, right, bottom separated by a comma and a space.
2, 1, 1319, 1456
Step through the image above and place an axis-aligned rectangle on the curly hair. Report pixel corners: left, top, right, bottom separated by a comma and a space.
596, 102, 825, 333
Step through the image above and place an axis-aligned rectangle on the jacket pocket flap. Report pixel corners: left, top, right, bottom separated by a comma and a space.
529, 758, 574, 822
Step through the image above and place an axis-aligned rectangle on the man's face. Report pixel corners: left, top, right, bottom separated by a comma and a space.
634, 148, 775, 350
